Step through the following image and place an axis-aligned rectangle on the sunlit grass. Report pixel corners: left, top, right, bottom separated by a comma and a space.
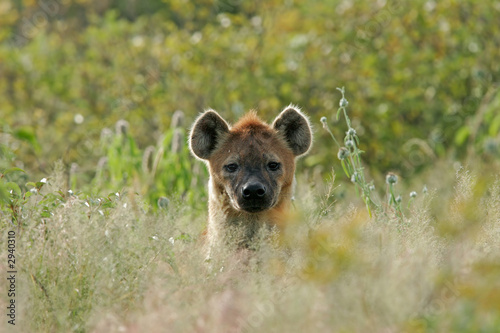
1, 160, 500, 332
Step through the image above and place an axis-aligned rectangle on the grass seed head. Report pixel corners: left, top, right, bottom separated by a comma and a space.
142, 146, 155, 173
115, 119, 130, 136
171, 110, 185, 129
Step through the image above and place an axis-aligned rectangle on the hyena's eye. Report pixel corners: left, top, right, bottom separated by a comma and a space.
267, 162, 280, 171
224, 163, 239, 173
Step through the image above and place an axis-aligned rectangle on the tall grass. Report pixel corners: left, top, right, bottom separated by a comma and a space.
1, 157, 500, 332
90, 112, 207, 209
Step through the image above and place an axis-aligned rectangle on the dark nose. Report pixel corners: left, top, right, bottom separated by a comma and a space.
242, 183, 266, 199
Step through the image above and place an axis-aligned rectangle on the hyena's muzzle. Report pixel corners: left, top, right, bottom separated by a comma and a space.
236, 175, 276, 213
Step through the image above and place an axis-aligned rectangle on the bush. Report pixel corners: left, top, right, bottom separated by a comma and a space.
1, 0, 499, 198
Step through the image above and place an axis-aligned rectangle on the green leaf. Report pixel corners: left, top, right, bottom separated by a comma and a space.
341, 160, 350, 178
336, 108, 342, 121
454, 127, 470, 147
0, 182, 10, 204
13, 127, 41, 154
2, 167, 26, 175
6, 182, 22, 196
489, 114, 500, 137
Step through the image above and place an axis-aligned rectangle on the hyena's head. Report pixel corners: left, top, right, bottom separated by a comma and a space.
189, 106, 312, 214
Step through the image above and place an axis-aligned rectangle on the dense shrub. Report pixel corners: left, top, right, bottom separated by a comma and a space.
1, 0, 499, 199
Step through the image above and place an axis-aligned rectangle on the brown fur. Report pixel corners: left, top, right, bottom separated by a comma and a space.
189, 106, 312, 256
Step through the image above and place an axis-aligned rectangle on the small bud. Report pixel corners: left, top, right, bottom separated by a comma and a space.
369, 184, 375, 191
396, 195, 402, 203
347, 128, 356, 137
351, 172, 357, 183
483, 138, 498, 154
158, 196, 170, 210
320, 116, 328, 130
345, 139, 354, 148
340, 97, 349, 108
337, 147, 350, 160
423, 185, 428, 194
410, 191, 417, 198
386, 172, 398, 185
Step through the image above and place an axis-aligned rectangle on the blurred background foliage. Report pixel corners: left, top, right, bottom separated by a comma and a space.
1, 0, 500, 207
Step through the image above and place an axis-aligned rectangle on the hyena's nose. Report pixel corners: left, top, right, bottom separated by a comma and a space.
242, 183, 266, 199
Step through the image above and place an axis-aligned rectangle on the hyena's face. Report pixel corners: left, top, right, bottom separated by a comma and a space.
211, 125, 294, 213
189, 106, 312, 214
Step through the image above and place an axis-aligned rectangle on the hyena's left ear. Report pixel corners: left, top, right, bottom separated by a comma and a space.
272, 105, 312, 156
189, 109, 230, 160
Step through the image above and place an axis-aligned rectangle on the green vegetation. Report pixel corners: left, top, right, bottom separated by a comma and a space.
1, 0, 500, 332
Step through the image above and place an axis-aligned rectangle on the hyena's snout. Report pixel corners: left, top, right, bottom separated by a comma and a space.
237, 178, 274, 213
242, 182, 266, 199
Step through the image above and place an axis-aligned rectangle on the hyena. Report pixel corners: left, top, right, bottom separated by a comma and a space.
189, 106, 312, 254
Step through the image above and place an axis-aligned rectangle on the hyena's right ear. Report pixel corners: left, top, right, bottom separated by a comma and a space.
189, 110, 230, 160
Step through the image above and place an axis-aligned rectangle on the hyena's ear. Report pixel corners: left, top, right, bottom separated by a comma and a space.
189, 110, 230, 160
272, 105, 312, 156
